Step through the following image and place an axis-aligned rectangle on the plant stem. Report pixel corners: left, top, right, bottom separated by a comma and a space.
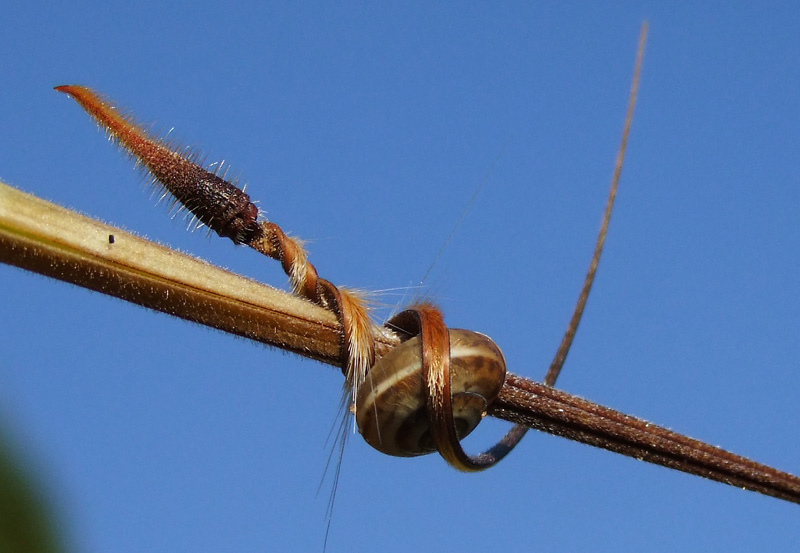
0, 180, 399, 365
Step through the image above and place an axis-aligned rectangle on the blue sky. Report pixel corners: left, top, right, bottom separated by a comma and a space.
2, 2, 799, 552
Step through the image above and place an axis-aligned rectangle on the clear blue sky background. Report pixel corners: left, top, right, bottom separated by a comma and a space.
2, 3, 799, 552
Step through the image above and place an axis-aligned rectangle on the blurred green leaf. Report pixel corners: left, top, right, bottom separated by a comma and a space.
0, 427, 64, 553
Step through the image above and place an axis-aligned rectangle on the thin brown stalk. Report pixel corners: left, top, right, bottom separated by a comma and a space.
543, 22, 647, 387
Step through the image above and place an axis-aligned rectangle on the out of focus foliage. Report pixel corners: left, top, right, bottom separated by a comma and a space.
0, 427, 63, 553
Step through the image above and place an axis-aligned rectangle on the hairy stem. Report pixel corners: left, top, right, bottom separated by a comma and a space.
3, 179, 799, 505
0, 180, 399, 364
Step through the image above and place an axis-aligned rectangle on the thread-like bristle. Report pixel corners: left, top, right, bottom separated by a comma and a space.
338, 287, 377, 407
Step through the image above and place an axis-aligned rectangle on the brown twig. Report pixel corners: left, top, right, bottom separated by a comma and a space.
3, 179, 800, 504
491, 374, 800, 504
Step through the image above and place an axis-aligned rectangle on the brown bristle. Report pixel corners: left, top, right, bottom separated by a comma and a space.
55, 85, 261, 244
